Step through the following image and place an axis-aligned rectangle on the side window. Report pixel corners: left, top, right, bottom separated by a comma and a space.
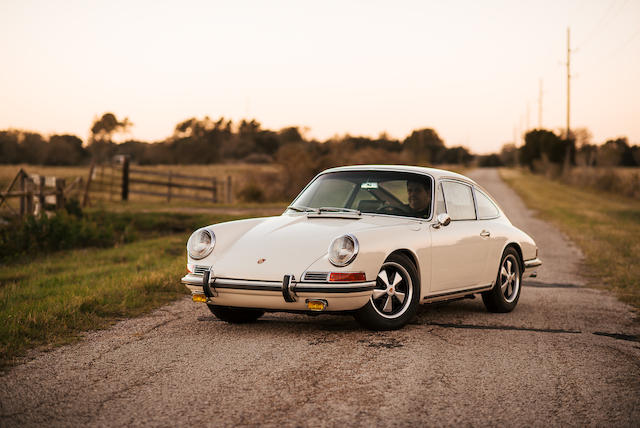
435, 182, 446, 215
441, 181, 476, 221
475, 189, 499, 219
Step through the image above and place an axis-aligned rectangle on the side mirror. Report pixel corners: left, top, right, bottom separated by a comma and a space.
432, 213, 451, 229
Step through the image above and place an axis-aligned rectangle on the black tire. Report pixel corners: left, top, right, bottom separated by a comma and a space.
207, 305, 265, 323
482, 247, 522, 313
354, 253, 420, 330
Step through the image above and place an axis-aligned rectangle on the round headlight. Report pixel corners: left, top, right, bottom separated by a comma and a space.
328, 234, 359, 267
187, 228, 215, 260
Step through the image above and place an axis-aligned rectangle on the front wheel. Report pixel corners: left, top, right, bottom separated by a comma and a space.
208, 305, 265, 323
354, 253, 420, 330
482, 247, 522, 313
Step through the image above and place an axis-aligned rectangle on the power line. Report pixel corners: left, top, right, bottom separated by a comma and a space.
576, 0, 628, 50
582, 27, 640, 71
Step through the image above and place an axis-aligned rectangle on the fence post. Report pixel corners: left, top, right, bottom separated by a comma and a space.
83, 162, 95, 207
25, 177, 34, 216
19, 172, 26, 216
55, 178, 66, 210
38, 176, 45, 214
121, 157, 129, 201
226, 176, 232, 204
109, 162, 114, 201
212, 177, 217, 203
167, 171, 172, 202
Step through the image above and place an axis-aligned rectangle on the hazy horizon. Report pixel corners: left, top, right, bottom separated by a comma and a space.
1, 0, 639, 155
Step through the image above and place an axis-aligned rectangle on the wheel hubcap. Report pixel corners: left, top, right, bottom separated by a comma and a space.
500, 255, 520, 303
371, 262, 412, 319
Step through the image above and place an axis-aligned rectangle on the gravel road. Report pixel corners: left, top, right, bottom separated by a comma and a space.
2, 168, 639, 427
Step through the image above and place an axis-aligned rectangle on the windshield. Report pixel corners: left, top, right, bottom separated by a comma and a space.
289, 170, 433, 219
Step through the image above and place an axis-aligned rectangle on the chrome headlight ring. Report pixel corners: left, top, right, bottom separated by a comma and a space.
187, 228, 216, 260
328, 234, 359, 267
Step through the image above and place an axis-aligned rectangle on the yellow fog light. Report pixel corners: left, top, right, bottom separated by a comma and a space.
307, 299, 327, 311
192, 294, 207, 303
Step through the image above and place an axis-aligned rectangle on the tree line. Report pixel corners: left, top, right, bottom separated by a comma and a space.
1, 113, 637, 172
0, 112, 473, 167
483, 128, 640, 170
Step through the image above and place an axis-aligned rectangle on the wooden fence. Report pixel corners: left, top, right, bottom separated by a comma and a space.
0, 169, 84, 217
87, 158, 233, 204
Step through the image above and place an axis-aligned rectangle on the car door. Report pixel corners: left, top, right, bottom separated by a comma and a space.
429, 179, 492, 293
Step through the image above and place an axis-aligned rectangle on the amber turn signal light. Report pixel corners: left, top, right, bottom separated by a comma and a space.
329, 272, 366, 282
307, 300, 328, 311
192, 294, 207, 303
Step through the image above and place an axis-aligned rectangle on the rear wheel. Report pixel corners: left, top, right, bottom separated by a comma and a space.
354, 253, 420, 330
482, 247, 522, 313
208, 305, 265, 323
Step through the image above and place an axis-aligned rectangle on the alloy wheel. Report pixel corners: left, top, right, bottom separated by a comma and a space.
370, 261, 413, 319
500, 254, 520, 303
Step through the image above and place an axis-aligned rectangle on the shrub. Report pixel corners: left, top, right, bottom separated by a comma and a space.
238, 183, 265, 202
0, 211, 115, 261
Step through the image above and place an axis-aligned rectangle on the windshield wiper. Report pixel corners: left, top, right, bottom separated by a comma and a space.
318, 207, 361, 215
287, 205, 319, 213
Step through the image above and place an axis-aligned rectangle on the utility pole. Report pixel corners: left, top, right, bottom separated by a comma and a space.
564, 27, 572, 172
538, 78, 543, 129
566, 27, 571, 139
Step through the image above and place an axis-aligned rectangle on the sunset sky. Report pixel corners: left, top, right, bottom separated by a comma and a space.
1, 0, 639, 153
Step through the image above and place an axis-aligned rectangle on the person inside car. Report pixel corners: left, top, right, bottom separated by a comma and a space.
407, 179, 432, 218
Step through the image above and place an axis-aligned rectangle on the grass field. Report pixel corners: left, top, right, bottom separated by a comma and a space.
0, 212, 251, 368
500, 168, 640, 308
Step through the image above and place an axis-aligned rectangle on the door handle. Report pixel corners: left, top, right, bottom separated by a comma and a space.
480, 230, 490, 238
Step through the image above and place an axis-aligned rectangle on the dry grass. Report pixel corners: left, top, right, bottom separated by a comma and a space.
562, 167, 640, 199
500, 168, 640, 308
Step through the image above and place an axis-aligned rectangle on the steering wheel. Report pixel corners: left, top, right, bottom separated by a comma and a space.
379, 204, 409, 216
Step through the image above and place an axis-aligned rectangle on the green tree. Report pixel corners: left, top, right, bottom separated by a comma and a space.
88, 113, 132, 162
19, 132, 48, 164
46, 134, 86, 165
520, 129, 571, 170
0, 130, 20, 164
403, 128, 445, 164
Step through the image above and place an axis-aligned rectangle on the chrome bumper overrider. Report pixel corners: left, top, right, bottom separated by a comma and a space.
523, 258, 542, 278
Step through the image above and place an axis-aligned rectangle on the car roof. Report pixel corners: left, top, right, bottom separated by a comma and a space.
320, 164, 477, 185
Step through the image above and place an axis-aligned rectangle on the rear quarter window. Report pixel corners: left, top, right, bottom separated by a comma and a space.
475, 189, 500, 219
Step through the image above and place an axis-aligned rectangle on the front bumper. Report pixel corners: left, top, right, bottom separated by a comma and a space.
181, 273, 375, 312
523, 258, 542, 278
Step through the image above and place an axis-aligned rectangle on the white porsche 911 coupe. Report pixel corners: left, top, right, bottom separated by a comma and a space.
181, 165, 541, 330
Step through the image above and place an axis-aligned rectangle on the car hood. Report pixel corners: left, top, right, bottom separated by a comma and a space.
211, 213, 414, 281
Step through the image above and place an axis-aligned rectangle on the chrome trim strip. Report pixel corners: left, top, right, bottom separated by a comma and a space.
182, 274, 375, 294
303, 271, 330, 282
293, 280, 376, 294
423, 284, 493, 303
